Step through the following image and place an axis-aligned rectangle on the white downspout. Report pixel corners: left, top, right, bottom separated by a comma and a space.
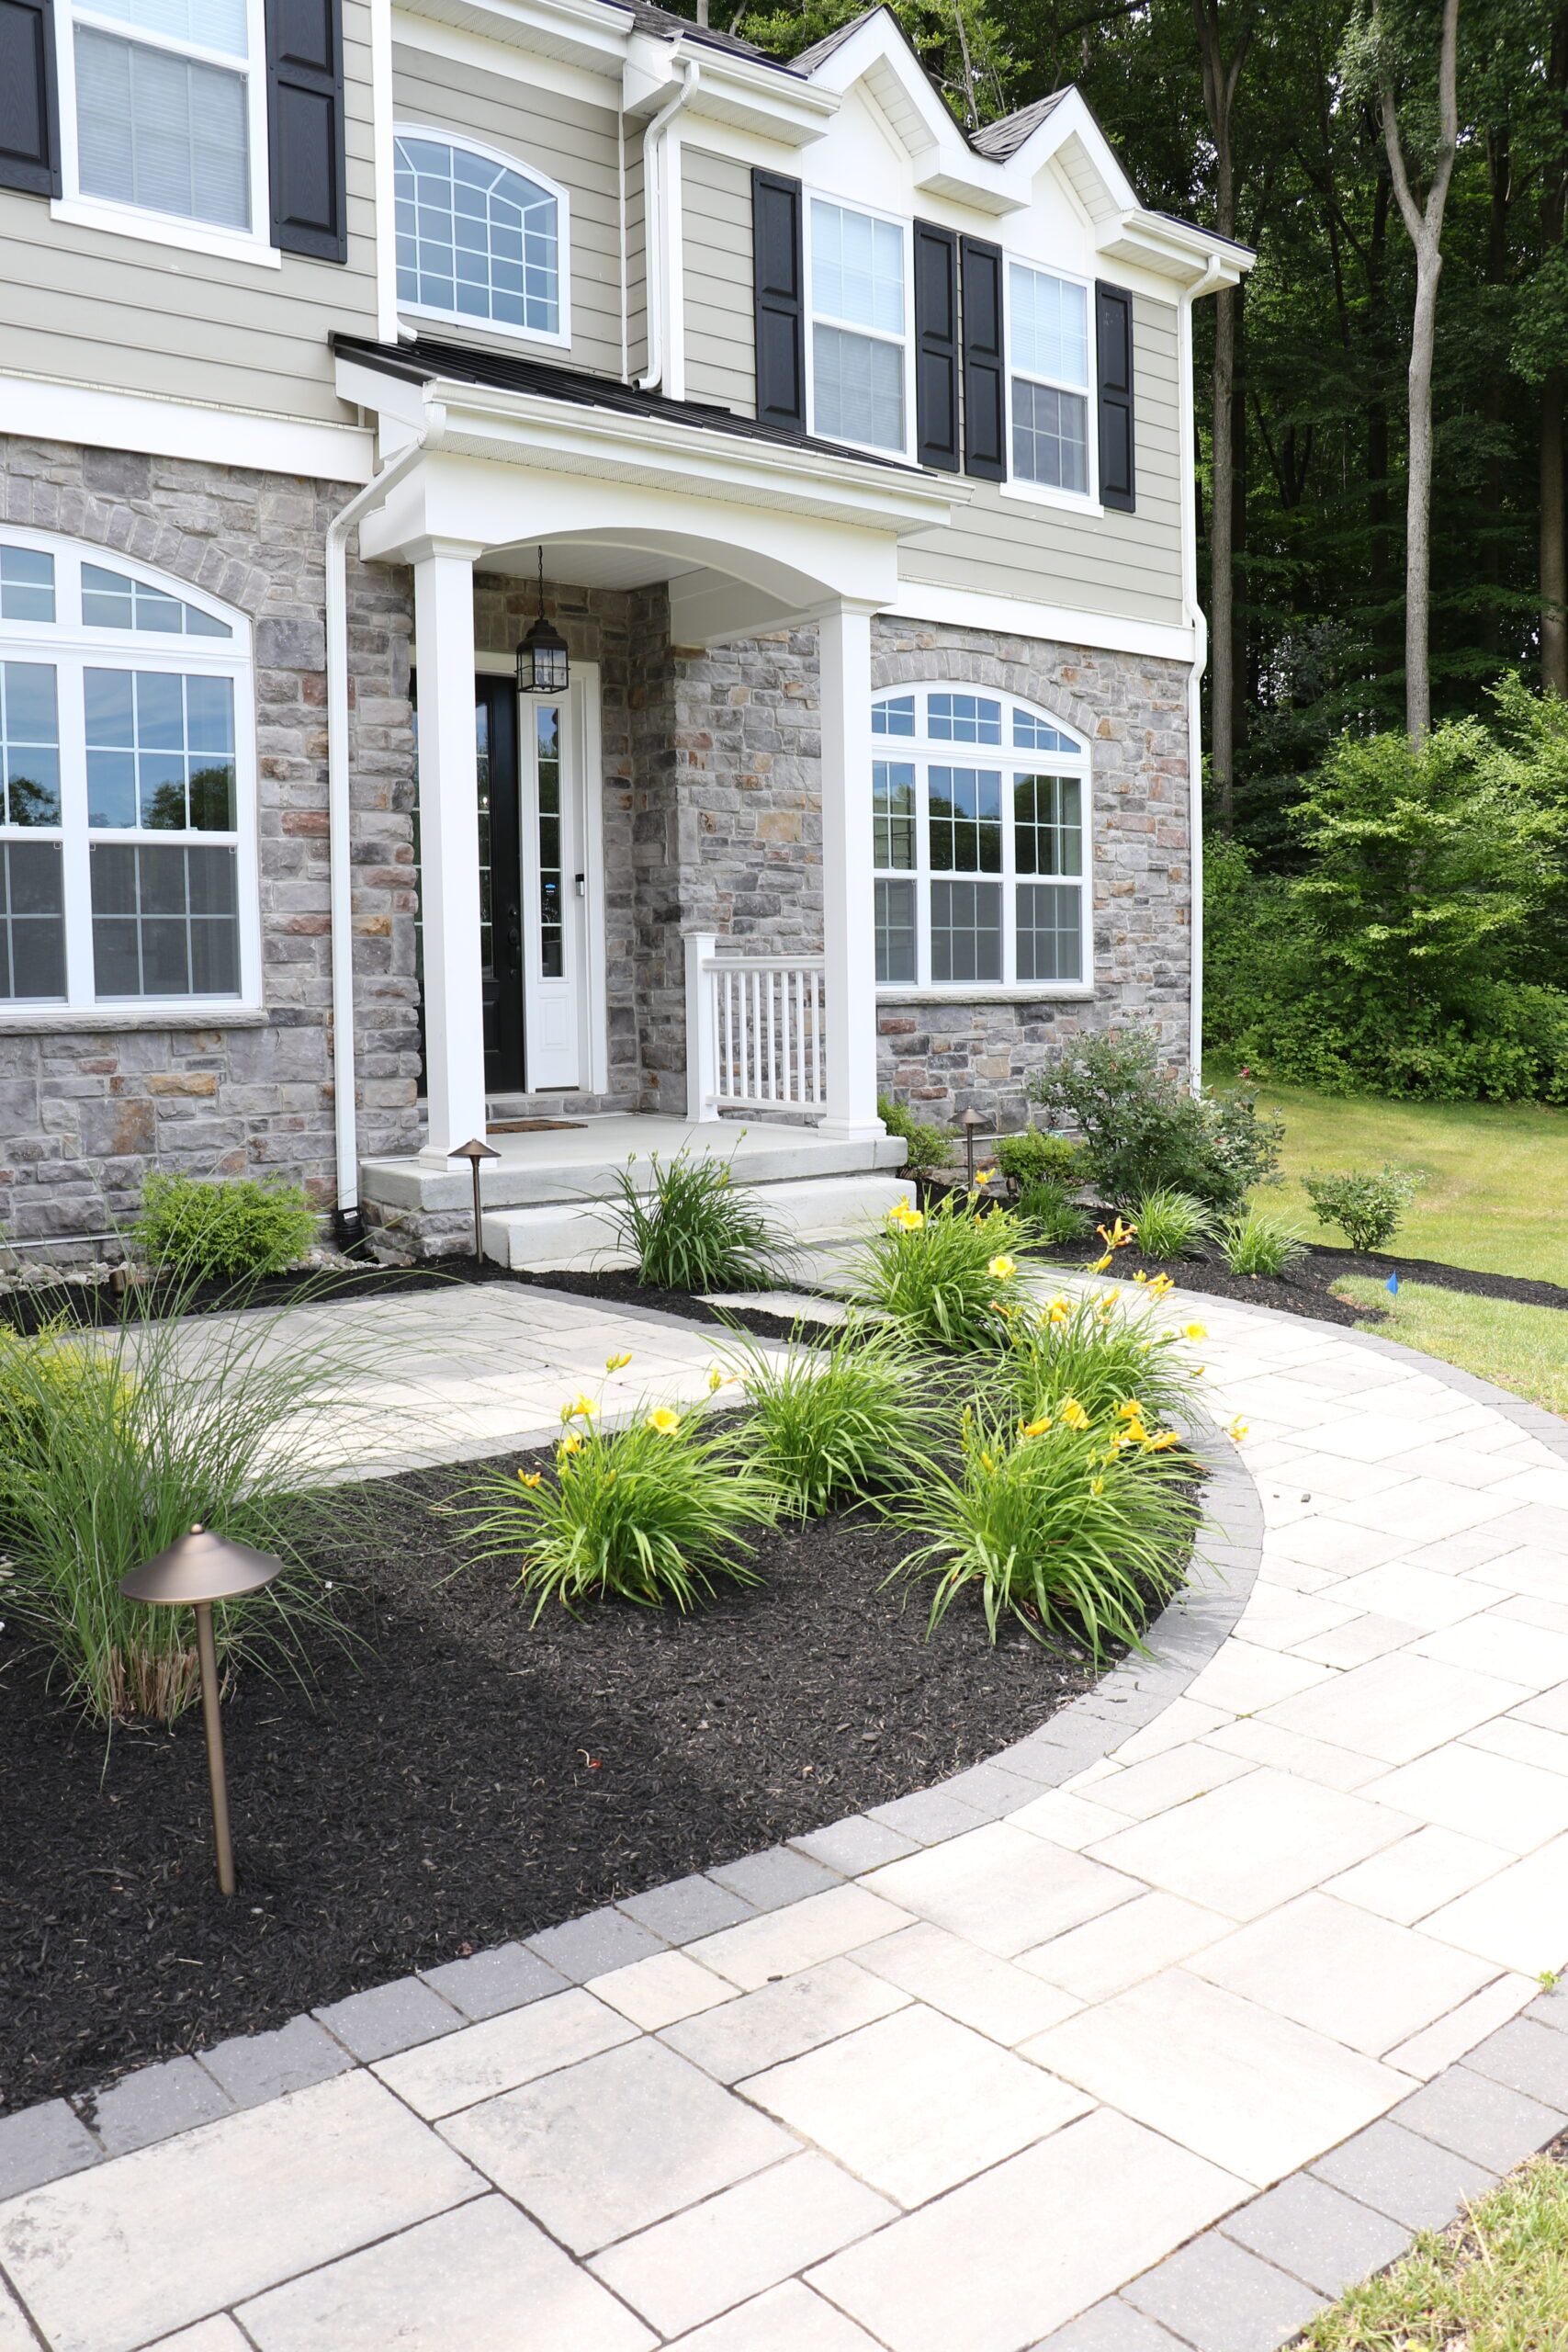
637, 58, 699, 392
324, 405, 446, 1229
1179, 254, 1225, 1092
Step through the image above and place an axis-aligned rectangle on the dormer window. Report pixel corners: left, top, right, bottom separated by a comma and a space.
394, 131, 567, 344
807, 198, 908, 456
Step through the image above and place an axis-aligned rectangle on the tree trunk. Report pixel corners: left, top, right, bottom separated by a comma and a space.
1479, 130, 1509, 662
1230, 286, 1248, 766
1379, 0, 1461, 745
1192, 0, 1251, 828
1546, 368, 1568, 695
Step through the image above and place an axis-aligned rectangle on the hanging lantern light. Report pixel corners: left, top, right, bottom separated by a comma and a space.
515, 547, 570, 696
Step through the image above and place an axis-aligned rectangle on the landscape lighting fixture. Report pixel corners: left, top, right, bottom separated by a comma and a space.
961, 1105, 988, 1188
120, 1526, 286, 1897
516, 548, 570, 695
450, 1135, 500, 1261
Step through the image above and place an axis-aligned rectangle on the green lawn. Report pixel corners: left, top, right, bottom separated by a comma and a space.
1337, 1277, 1568, 1419
1205, 1062, 1568, 1286
1303, 2150, 1568, 2350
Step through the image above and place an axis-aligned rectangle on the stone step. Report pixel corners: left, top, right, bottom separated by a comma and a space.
482, 1172, 912, 1272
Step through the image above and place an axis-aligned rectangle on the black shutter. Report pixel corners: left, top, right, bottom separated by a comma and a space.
959, 236, 1005, 482
913, 220, 958, 472
751, 168, 805, 432
1096, 280, 1136, 512
265, 0, 346, 262
0, 0, 59, 198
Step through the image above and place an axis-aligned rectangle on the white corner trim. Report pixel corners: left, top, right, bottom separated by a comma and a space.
0, 377, 375, 484
886, 581, 1196, 665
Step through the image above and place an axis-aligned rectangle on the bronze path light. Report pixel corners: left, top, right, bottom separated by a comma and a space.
449, 1136, 500, 1261
961, 1105, 988, 1190
120, 1527, 285, 1898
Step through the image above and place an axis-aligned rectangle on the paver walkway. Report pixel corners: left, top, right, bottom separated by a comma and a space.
6, 1281, 1568, 2352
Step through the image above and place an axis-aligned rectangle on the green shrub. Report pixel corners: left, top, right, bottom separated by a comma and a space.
457, 1396, 776, 1616
993, 1129, 1086, 1188
1223, 1206, 1308, 1277
134, 1172, 319, 1283
723, 1318, 939, 1521
1016, 1180, 1090, 1246
1124, 1188, 1213, 1261
1028, 1028, 1282, 1210
604, 1147, 787, 1293
989, 1286, 1202, 1433
1303, 1165, 1423, 1254
847, 1195, 1032, 1351
893, 1408, 1197, 1653
0, 1282, 368, 1724
878, 1095, 953, 1177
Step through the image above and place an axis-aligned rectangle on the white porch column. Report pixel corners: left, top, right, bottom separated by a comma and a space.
412, 539, 488, 1164
818, 599, 885, 1141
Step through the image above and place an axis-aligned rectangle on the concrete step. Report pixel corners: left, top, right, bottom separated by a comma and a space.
482, 1171, 913, 1272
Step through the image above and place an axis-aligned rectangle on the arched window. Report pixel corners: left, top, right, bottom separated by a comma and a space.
871, 685, 1091, 991
0, 532, 255, 1011
394, 130, 567, 343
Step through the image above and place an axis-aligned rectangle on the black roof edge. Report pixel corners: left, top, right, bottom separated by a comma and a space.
1145, 209, 1257, 261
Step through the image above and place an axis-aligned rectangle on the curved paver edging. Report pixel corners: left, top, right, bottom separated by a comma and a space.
0, 1388, 1263, 2197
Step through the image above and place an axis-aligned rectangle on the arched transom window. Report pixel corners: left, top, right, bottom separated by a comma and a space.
0, 532, 255, 1011
394, 131, 566, 342
871, 685, 1090, 990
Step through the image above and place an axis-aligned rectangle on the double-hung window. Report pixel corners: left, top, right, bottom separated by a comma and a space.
395, 131, 567, 343
1008, 263, 1093, 496
808, 198, 908, 456
872, 687, 1090, 992
59, 0, 265, 243
0, 531, 257, 1012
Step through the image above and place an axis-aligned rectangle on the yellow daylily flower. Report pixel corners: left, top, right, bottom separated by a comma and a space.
1097, 1216, 1137, 1251
1060, 1397, 1089, 1430
558, 1434, 582, 1458
1048, 1296, 1072, 1324
1229, 1417, 1249, 1442
1089, 1252, 1114, 1273
1134, 1270, 1149, 1285
707, 1366, 725, 1393
1145, 1430, 1180, 1452
604, 1351, 633, 1373
1115, 1399, 1146, 1422
1182, 1323, 1208, 1341
1147, 1272, 1175, 1298
974, 1167, 995, 1186
979, 1450, 996, 1472
648, 1406, 682, 1435
518, 1469, 544, 1488
1089, 1475, 1106, 1498
987, 1254, 1017, 1281
1194, 1364, 1207, 1376
990, 1301, 1014, 1319
562, 1395, 597, 1422
1020, 1415, 1052, 1438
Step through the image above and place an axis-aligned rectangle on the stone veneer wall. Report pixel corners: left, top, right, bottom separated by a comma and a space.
0, 438, 419, 1247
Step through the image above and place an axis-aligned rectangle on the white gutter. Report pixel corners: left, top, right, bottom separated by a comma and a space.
1179, 253, 1224, 1093
637, 59, 699, 392
323, 405, 446, 1227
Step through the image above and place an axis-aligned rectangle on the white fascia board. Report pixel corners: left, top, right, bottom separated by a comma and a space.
0, 374, 374, 483
1015, 88, 1138, 212
396, 0, 629, 76
367, 375, 964, 533
1098, 211, 1253, 288
336, 355, 436, 433
887, 578, 1197, 665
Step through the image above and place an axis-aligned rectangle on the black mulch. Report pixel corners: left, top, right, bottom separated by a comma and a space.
503, 1263, 836, 1342
0, 1442, 1156, 2116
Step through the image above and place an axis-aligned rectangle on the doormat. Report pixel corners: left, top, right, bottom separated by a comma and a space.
485, 1118, 587, 1134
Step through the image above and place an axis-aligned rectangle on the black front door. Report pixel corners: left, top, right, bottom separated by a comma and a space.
477, 675, 524, 1096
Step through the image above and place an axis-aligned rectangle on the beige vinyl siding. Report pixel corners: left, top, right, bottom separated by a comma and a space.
899, 295, 1186, 628
392, 42, 622, 379
625, 130, 648, 383
0, 0, 378, 428
682, 142, 752, 413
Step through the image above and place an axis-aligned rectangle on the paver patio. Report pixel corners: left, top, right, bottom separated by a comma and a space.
5, 1275, 1568, 2351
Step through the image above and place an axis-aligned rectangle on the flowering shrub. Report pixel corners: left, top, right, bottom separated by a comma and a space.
989, 1287, 1201, 1433
847, 1195, 1032, 1351
456, 1357, 776, 1615
1303, 1166, 1423, 1254
1028, 1028, 1282, 1209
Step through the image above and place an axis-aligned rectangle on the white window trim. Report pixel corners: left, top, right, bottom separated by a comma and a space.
393, 124, 572, 352
803, 191, 914, 464
0, 526, 262, 1023
52, 0, 278, 266
871, 686, 1094, 1001
1004, 257, 1100, 512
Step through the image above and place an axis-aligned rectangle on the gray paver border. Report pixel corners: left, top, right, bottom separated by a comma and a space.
6, 1286, 1566, 2352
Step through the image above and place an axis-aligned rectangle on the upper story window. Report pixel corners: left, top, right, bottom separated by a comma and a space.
0, 532, 256, 1013
808, 198, 908, 456
59, 0, 265, 242
871, 686, 1090, 993
1009, 263, 1092, 496
394, 131, 567, 343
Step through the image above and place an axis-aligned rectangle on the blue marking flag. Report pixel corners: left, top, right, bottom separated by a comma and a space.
1386, 1271, 1400, 1296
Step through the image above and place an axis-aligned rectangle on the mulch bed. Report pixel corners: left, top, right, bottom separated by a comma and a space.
1037, 1231, 1568, 1327
0, 1440, 1165, 2115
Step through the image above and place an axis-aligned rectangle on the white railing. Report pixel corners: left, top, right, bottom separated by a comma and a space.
684, 933, 827, 1119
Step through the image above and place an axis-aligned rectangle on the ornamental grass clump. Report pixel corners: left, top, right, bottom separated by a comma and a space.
458, 1373, 776, 1617
847, 1194, 1032, 1351
722, 1318, 940, 1521
133, 1171, 319, 1284
1015, 1180, 1090, 1247
0, 1283, 370, 1724
1123, 1187, 1213, 1261
893, 1407, 1197, 1653
604, 1147, 788, 1293
991, 1287, 1203, 1433
1222, 1205, 1308, 1278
